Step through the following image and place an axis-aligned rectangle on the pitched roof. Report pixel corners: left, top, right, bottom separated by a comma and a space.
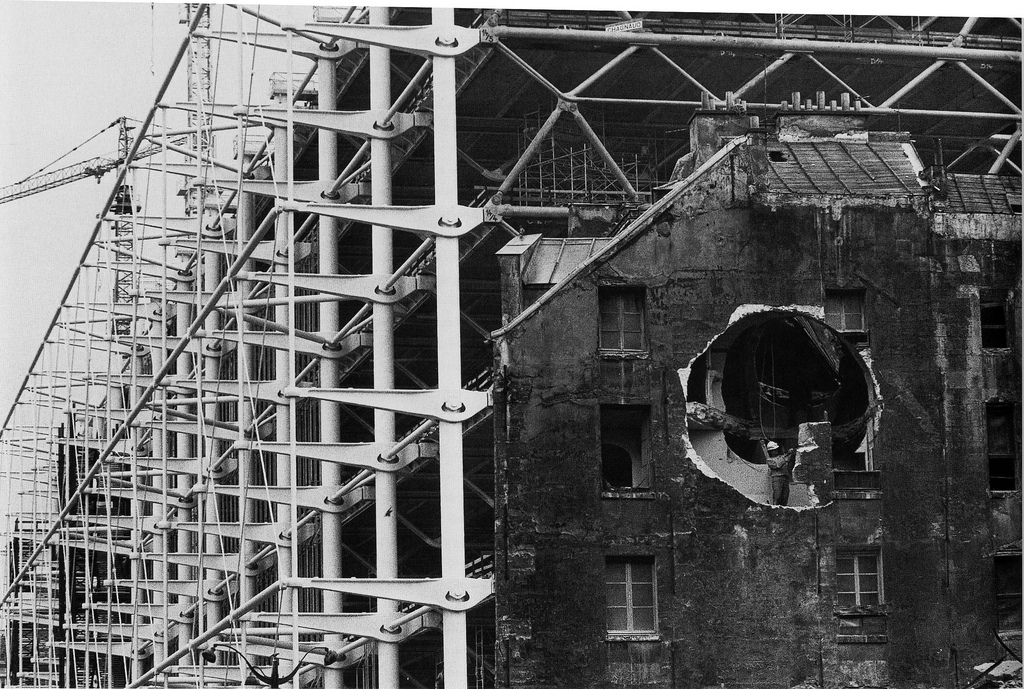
764, 141, 924, 196
943, 174, 1023, 214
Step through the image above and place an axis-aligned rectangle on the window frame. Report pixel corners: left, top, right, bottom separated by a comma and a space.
605, 556, 658, 637
980, 294, 1010, 350
994, 552, 1023, 635
598, 286, 647, 353
825, 289, 868, 346
837, 551, 883, 608
986, 403, 1019, 493
835, 549, 887, 643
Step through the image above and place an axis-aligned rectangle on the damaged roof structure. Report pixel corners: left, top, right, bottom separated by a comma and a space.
0, 7, 1019, 689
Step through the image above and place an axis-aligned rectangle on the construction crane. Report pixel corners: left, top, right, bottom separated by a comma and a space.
0, 119, 181, 206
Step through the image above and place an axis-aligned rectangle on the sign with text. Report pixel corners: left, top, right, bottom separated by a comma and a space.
605, 19, 644, 32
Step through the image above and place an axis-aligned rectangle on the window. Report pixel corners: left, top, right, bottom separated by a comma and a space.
987, 404, 1018, 492
606, 557, 656, 635
600, 406, 651, 493
980, 295, 1009, 349
825, 290, 867, 346
836, 550, 886, 641
837, 552, 882, 607
995, 553, 1022, 633
599, 287, 646, 351
833, 427, 881, 492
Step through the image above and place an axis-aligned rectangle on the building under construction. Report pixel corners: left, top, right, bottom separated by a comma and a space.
0, 6, 1020, 689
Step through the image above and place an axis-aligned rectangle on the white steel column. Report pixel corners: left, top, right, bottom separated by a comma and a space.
273, 122, 294, 633
236, 151, 258, 610
201, 208, 224, 641
432, 8, 469, 689
174, 295, 195, 654
370, 7, 400, 688
318, 51, 345, 689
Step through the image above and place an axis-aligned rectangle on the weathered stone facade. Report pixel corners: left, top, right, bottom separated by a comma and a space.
494, 111, 1021, 688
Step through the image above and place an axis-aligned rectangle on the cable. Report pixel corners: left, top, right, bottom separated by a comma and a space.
13, 118, 124, 186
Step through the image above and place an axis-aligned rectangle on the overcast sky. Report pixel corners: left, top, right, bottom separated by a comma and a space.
0, 2, 313, 423
0, 0, 1019, 427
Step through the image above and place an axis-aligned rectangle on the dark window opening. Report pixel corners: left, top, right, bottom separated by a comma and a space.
995, 553, 1022, 632
981, 298, 1009, 349
987, 404, 1018, 491
1008, 193, 1022, 214
602, 444, 634, 488
601, 406, 651, 492
606, 556, 656, 634
768, 150, 787, 162
599, 286, 646, 351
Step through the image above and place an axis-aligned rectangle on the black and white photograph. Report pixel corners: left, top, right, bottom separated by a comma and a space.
0, 3, 1020, 687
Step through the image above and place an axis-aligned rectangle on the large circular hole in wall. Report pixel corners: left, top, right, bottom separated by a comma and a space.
685, 311, 874, 506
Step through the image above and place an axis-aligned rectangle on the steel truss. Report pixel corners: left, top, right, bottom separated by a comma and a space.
0, 7, 1019, 689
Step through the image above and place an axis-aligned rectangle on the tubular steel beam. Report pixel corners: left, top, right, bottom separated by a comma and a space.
370, 6, 402, 688
483, 24, 1021, 63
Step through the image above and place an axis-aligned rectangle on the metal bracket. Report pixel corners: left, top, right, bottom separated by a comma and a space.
237, 440, 436, 472
155, 520, 312, 547
209, 329, 370, 360
161, 421, 244, 443
116, 334, 237, 358
294, 22, 481, 57
134, 456, 234, 480
176, 103, 432, 140
281, 386, 491, 423
128, 578, 235, 601
159, 238, 313, 265
242, 611, 432, 643
193, 29, 357, 61
162, 552, 267, 575
283, 576, 493, 612
240, 179, 344, 203
213, 484, 374, 514
241, 271, 432, 304
130, 161, 240, 185
281, 202, 499, 239
169, 378, 288, 405
105, 214, 234, 237
85, 302, 167, 323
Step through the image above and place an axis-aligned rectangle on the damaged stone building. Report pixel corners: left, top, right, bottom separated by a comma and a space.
493, 105, 1022, 687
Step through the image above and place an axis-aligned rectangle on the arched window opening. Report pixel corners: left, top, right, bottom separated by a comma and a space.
600, 405, 652, 493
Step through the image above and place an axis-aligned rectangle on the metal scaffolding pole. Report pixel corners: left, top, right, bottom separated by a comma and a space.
272, 109, 295, 672
318, 44, 346, 689
433, 8, 469, 689
484, 24, 1021, 63
370, 7, 400, 688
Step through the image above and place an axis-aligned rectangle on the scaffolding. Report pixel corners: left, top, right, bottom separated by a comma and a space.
515, 113, 653, 205
0, 6, 495, 688
0, 6, 1018, 689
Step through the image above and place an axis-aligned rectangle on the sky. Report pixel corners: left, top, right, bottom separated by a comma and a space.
0, 2, 186, 423
0, 0, 1020, 427
0, 2, 313, 425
